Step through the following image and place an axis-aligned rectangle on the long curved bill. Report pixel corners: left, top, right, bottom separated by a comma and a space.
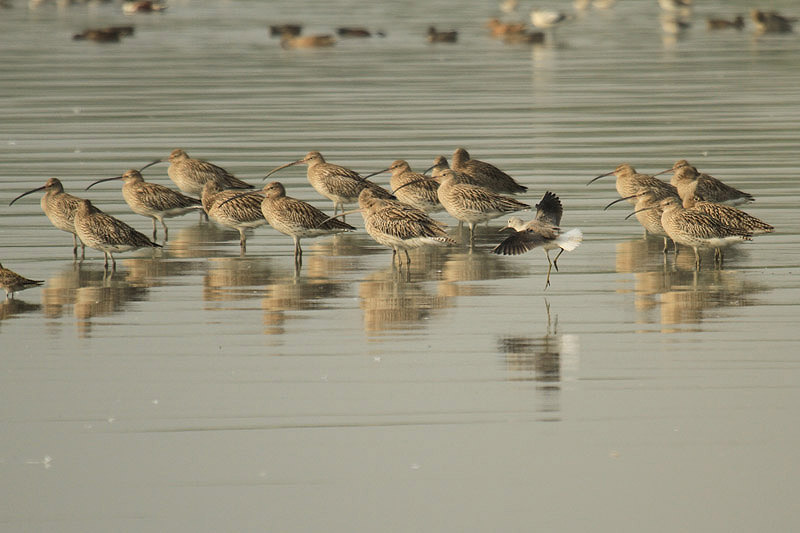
9, 185, 46, 206
139, 158, 165, 172
263, 159, 304, 180
215, 191, 265, 209
318, 208, 363, 227
625, 206, 654, 220
361, 167, 391, 179
86, 176, 123, 190
587, 170, 614, 186
391, 176, 437, 195
603, 194, 639, 210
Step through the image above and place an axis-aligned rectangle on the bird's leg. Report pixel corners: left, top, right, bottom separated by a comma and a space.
72, 234, 79, 259
662, 237, 669, 254
294, 237, 303, 267
468, 223, 476, 249
545, 261, 553, 290
552, 248, 564, 272
391, 249, 398, 268
405, 250, 411, 266
161, 219, 169, 242
152, 218, 158, 241
693, 247, 701, 270
103, 252, 109, 270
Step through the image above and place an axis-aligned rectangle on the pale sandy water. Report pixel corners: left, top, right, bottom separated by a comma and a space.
1, 0, 800, 531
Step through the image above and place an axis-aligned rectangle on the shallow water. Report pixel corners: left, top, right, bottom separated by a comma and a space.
2, 0, 800, 531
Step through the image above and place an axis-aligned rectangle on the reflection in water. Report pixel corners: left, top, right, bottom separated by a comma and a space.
165, 223, 244, 259
497, 302, 580, 419
616, 237, 764, 331
0, 298, 41, 326
41, 263, 150, 338
203, 257, 275, 303
438, 249, 532, 298
261, 271, 347, 336
359, 262, 453, 335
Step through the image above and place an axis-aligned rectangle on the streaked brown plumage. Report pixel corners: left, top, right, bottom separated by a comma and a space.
140, 149, 254, 198
200, 181, 266, 251
255, 181, 354, 264
666, 161, 753, 205
367, 160, 441, 213
681, 181, 773, 235
9, 177, 86, 258
452, 147, 527, 194
492, 191, 583, 288
264, 151, 392, 218
0, 262, 44, 299
656, 196, 751, 269
425, 155, 450, 177
86, 169, 202, 241
436, 169, 530, 246
357, 188, 455, 267
73, 199, 161, 269
589, 163, 677, 203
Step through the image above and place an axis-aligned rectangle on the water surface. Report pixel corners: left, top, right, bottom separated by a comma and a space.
2, 0, 800, 531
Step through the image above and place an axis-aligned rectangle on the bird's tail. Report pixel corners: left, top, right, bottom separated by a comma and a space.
555, 228, 583, 251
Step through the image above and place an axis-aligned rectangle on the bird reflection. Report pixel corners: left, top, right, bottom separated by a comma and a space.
261, 270, 347, 336
438, 249, 531, 297
615, 237, 763, 331
0, 298, 41, 325
165, 222, 244, 259
202, 257, 275, 303
497, 301, 579, 419
359, 262, 453, 335
40, 263, 150, 337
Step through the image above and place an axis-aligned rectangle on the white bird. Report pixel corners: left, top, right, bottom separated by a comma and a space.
492, 191, 582, 288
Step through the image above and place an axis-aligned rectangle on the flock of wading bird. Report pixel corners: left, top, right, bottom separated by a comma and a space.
2, 147, 773, 299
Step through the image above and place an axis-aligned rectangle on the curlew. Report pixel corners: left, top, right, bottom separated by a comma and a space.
681, 180, 773, 235
636, 196, 751, 269
616, 190, 676, 252
0, 262, 44, 299
337, 27, 372, 38
659, 161, 753, 205
452, 147, 527, 194
73, 199, 161, 270
340, 188, 455, 268
434, 169, 530, 246
200, 181, 267, 251
139, 149, 254, 198
366, 160, 442, 213
264, 151, 392, 219
218, 182, 354, 265
589, 163, 677, 204
425, 155, 450, 177
9, 178, 87, 259
86, 169, 203, 241
492, 191, 583, 288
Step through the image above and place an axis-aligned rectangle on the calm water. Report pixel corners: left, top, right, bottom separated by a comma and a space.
2, 0, 800, 531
